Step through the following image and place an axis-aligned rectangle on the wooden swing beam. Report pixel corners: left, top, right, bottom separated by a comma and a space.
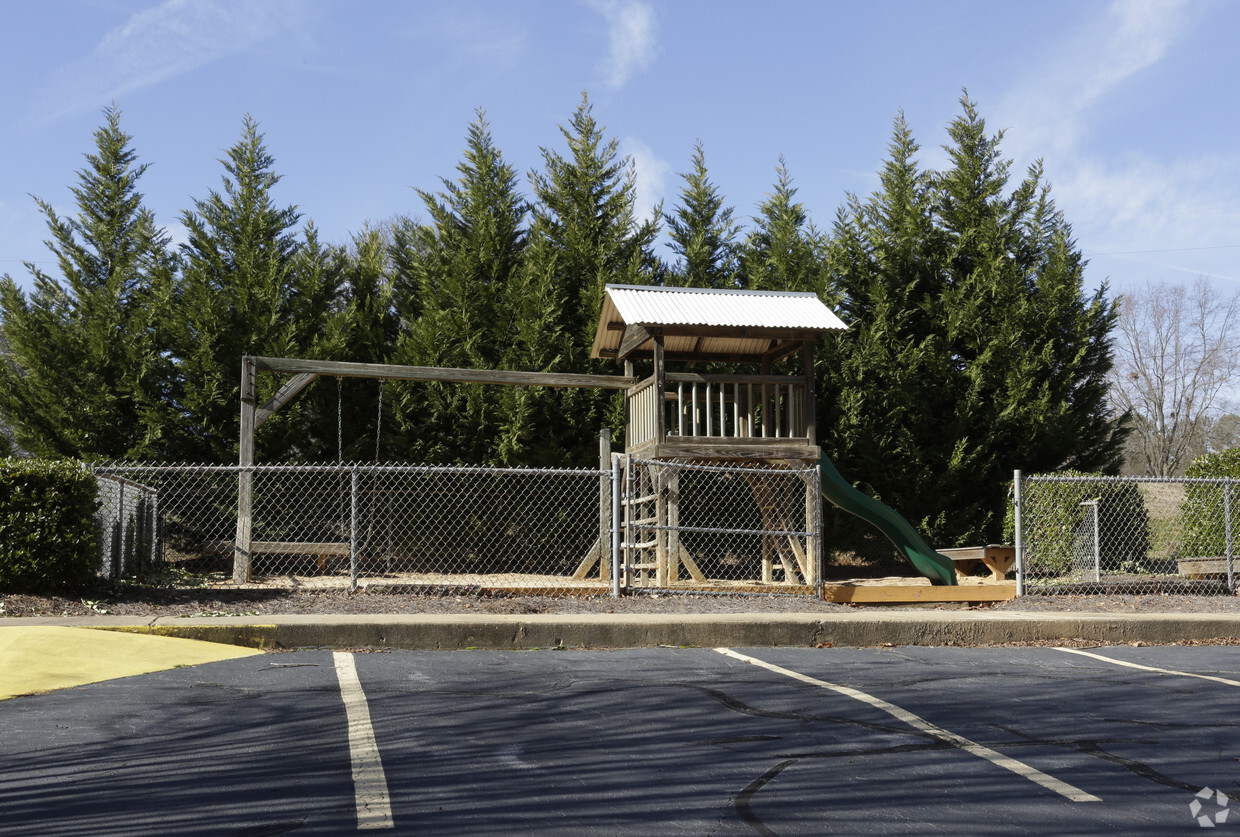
234, 356, 637, 582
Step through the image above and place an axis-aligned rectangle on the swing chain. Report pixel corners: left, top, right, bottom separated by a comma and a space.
375, 381, 384, 463
336, 377, 344, 464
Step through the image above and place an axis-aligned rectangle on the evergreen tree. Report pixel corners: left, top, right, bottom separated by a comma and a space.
823, 97, 1126, 546
168, 116, 346, 463
0, 106, 176, 460
338, 227, 399, 461
741, 158, 832, 298
665, 141, 740, 289
388, 112, 527, 463
521, 93, 660, 463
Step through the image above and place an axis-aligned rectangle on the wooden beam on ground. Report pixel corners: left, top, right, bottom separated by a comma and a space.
821, 583, 1016, 603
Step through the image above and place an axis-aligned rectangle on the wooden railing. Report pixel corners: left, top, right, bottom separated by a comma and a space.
628, 373, 812, 446
626, 376, 662, 447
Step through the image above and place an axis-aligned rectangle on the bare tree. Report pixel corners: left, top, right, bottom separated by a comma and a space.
1111, 278, 1240, 476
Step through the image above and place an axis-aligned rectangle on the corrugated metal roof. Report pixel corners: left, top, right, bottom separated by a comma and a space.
606, 284, 846, 330
591, 284, 847, 360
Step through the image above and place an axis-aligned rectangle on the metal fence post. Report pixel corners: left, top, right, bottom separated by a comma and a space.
150, 492, 160, 573
1014, 470, 1024, 596
611, 454, 622, 598
599, 429, 611, 583
115, 480, 125, 580
1227, 482, 1235, 594
350, 465, 359, 593
814, 467, 824, 599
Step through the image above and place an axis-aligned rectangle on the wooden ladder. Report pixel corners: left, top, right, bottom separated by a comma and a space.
623, 461, 661, 586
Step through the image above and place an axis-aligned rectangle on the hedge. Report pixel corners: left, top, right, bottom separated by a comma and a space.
1181, 449, 1240, 558
0, 459, 99, 593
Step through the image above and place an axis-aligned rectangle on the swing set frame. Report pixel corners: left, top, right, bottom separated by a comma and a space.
233, 355, 636, 582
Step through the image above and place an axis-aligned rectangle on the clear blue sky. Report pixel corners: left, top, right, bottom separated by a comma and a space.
3, 0, 1238, 297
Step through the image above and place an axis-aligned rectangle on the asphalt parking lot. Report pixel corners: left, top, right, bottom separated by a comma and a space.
2, 644, 1239, 835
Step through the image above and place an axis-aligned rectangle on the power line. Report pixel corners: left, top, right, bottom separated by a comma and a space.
1085, 244, 1240, 257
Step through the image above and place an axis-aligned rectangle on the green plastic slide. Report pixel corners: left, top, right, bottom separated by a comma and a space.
818, 452, 957, 586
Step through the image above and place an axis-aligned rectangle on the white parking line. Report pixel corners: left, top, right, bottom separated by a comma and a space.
333, 652, 394, 830
715, 648, 1101, 803
1054, 647, 1240, 687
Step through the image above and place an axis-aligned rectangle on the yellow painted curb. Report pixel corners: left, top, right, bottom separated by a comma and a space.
0, 626, 265, 700
95, 624, 278, 649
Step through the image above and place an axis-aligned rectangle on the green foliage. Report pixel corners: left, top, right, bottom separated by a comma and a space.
389, 112, 528, 464
2, 91, 1127, 504
665, 141, 740, 289
0, 460, 99, 592
1181, 448, 1240, 557
0, 106, 177, 460
168, 117, 350, 462
529, 93, 661, 350
823, 96, 1128, 547
741, 158, 833, 299
1004, 473, 1150, 576
515, 93, 661, 464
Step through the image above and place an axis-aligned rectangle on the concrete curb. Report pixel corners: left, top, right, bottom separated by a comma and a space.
13, 610, 1237, 650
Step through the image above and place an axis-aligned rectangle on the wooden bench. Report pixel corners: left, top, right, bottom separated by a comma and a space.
204, 540, 351, 573
1177, 557, 1236, 579
937, 545, 1016, 582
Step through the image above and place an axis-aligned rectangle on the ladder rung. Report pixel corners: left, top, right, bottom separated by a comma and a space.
625, 540, 658, 549
626, 493, 658, 505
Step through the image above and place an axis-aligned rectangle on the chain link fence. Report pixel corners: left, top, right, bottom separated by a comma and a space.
92, 463, 610, 595
1015, 473, 1238, 596
623, 458, 822, 594
89, 459, 825, 598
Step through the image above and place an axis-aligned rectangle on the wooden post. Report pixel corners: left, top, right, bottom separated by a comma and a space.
667, 466, 680, 585
653, 337, 665, 445
599, 429, 611, 582
760, 357, 772, 438
235, 356, 256, 583
802, 340, 816, 444
805, 467, 821, 587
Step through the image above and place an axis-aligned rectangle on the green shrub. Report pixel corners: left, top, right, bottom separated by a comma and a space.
1181, 449, 1240, 557
1005, 471, 1150, 576
0, 459, 100, 593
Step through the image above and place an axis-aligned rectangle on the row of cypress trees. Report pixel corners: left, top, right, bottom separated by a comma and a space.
0, 93, 1126, 546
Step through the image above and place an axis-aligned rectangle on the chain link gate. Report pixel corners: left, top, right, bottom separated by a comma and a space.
621, 458, 822, 594
1014, 471, 1238, 596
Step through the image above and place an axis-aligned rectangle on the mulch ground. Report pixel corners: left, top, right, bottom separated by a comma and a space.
5, 587, 1240, 620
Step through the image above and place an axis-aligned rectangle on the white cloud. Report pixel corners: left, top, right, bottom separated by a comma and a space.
987, 0, 1240, 287
29, 0, 306, 125
589, 0, 657, 89
622, 137, 671, 225
398, 7, 527, 66
997, 0, 1193, 160
1064, 154, 1240, 284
